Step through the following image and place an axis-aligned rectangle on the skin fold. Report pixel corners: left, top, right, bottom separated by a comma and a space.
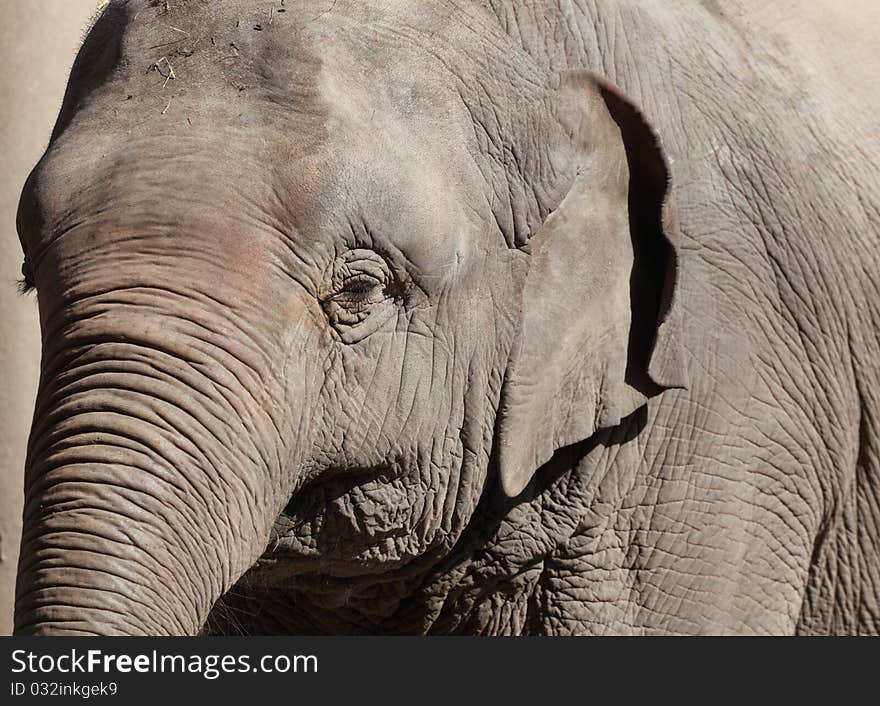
12, 0, 880, 635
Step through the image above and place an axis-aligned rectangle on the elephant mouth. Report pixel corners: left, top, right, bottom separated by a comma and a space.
282, 463, 396, 522
247, 464, 419, 579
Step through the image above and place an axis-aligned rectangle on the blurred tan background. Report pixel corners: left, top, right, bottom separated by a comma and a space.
0, 0, 99, 635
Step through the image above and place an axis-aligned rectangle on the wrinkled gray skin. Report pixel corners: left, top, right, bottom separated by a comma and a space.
13, 0, 880, 635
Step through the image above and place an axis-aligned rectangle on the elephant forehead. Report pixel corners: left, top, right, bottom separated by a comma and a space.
268, 68, 487, 279
89, 0, 486, 108
29, 0, 511, 281
75, 0, 509, 135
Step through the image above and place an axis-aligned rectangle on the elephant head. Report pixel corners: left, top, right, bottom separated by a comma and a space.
14, 0, 683, 635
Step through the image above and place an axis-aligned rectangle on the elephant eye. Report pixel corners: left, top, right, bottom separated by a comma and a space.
321, 249, 405, 340
19, 257, 35, 294
332, 275, 382, 301
329, 275, 385, 306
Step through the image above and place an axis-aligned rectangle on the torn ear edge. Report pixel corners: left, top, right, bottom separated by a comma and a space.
595, 76, 687, 393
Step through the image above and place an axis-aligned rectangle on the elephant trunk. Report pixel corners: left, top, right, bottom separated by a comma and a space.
14, 303, 289, 635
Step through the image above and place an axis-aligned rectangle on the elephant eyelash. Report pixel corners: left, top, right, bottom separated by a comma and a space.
18, 259, 35, 295
335, 275, 381, 297
326, 275, 386, 306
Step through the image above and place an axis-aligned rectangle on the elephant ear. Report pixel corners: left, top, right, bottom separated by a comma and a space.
496, 71, 686, 498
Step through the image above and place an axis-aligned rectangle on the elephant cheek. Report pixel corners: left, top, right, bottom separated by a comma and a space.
14, 341, 288, 636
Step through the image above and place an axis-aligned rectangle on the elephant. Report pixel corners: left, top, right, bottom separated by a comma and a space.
0, 0, 106, 635
11, 0, 880, 636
